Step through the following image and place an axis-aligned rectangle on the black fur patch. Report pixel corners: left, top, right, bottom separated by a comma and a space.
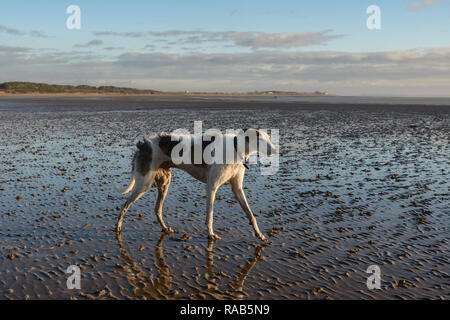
136, 140, 153, 175
158, 135, 180, 158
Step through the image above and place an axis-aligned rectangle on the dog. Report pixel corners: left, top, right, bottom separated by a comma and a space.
114, 128, 276, 241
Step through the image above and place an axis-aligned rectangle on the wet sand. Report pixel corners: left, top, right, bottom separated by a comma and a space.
0, 96, 448, 300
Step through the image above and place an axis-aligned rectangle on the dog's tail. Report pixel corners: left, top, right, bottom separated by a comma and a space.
113, 178, 135, 195
113, 153, 137, 194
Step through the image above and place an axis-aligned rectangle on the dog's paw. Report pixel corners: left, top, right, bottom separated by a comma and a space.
208, 233, 222, 241
163, 227, 175, 234
257, 233, 268, 242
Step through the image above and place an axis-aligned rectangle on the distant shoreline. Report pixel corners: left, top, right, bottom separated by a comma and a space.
0, 81, 331, 97
0, 92, 330, 99
0, 92, 166, 97
0, 92, 332, 98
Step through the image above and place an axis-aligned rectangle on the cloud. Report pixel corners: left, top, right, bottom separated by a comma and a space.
104, 46, 125, 50
0, 45, 30, 54
73, 40, 104, 48
0, 25, 25, 36
0, 45, 100, 67
406, 0, 446, 11
223, 30, 342, 49
30, 30, 49, 38
93, 31, 144, 38
0, 24, 48, 37
143, 44, 157, 50
113, 48, 450, 81
93, 29, 343, 49
1, 45, 449, 96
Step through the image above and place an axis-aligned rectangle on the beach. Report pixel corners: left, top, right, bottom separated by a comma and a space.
0, 95, 448, 300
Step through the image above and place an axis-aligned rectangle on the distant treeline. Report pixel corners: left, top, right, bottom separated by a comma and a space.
0, 82, 162, 94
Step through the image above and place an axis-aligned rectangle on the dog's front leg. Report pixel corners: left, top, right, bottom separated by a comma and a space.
206, 185, 221, 241
230, 175, 267, 241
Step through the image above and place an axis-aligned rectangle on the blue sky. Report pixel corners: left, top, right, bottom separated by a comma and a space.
1, 0, 449, 95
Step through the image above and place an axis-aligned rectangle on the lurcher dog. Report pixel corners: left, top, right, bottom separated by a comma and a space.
114, 128, 276, 241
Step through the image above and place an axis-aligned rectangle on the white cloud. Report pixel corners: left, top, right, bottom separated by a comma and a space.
93, 29, 343, 49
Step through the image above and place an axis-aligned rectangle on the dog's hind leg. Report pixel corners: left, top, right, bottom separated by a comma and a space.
230, 174, 267, 241
116, 185, 148, 233
154, 169, 174, 234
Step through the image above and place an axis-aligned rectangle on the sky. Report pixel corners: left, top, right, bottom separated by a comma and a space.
0, 0, 449, 96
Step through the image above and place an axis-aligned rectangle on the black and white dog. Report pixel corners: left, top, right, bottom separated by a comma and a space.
114, 129, 276, 241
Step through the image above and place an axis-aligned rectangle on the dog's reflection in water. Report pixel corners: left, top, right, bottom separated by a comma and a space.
197, 240, 266, 299
115, 232, 266, 299
116, 232, 176, 299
